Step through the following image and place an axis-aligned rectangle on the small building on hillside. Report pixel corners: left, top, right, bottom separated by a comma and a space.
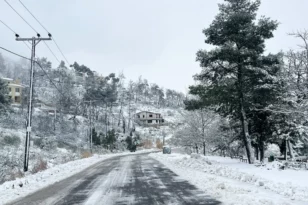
135, 111, 165, 126
2, 78, 24, 104
36, 101, 57, 115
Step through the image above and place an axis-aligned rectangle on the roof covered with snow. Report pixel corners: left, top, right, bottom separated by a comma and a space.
1, 77, 13, 81
136, 111, 161, 115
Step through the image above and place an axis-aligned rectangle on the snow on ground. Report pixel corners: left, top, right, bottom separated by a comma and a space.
206, 156, 308, 189
149, 153, 308, 205
0, 149, 157, 205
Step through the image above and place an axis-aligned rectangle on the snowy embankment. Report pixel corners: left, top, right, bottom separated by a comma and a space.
149, 153, 308, 205
0, 149, 157, 205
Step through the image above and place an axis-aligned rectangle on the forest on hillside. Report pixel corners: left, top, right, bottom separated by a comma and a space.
0, 53, 186, 143
0, 55, 185, 183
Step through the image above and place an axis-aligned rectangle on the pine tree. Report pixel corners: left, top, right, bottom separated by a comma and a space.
91, 128, 101, 145
0, 78, 11, 113
188, 0, 279, 163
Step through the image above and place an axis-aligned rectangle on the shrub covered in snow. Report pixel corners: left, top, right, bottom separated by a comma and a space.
0, 133, 21, 147
31, 158, 48, 174
191, 153, 202, 159
265, 144, 281, 157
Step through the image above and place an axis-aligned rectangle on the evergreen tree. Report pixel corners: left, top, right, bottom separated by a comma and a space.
0, 78, 11, 113
188, 0, 279, 163
247, 55, 285, 162
91, 128, 101, 145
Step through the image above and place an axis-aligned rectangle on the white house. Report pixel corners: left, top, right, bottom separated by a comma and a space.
1, 78, 24, 104
135, 111, 165, 126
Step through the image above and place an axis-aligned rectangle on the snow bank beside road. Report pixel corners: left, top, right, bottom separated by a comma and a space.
206, 156, 308, 188
150, 153, 308, 205
0, 150, 156, 205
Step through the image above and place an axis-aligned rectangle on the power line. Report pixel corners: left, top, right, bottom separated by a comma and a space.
0, 46, 65, 98
0, 19, 31, 53
4, 0, 61, 65
18, 0, 70, 66
35, 61, 66, 98
18, 0, 48, 34
52, 38, 70, 66
4, 0, 39, 35
0, 46, 31, 61
0, 19, 18, 35
43, 41, 60, 63
23, 41, 31, 51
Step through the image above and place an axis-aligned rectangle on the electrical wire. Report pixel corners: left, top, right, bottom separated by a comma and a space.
52, 38, 70, 66
0, 46, 31, 61
0, 19, 30, 52
4, 0, 39, 34
18, 0, 48, 34
0, 19, 32, 55
0, 46, 66, 98
43, 41, 60, 63
4, 0, 62, 64
18, 0, 70, 66
23, 42, 31, 50
35, 61, 66, 98
0, 19, 17, 34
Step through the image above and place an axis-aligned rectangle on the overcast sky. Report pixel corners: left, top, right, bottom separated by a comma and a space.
1, 0, 308, 92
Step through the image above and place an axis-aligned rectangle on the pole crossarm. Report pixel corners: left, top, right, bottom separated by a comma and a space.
16, 37, 51, 41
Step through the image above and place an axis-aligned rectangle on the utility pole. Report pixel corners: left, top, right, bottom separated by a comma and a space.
162, 130, 165, 146
54, 108, 57, 131
89, 100, 93, 153
84, 100, 96, 153
16, 36, 51, 172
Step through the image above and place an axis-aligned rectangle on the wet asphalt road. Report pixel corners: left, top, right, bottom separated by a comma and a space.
7, 153, 221, 205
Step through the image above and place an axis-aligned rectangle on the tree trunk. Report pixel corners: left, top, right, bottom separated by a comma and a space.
284, 139, 288, 160
287, 140, 294, 159
203, 141, 206, 156
122, 117, 126, 134
255, 146, 259, 160
200, 108, 206, 156
260, 143, 265, 163
239, 102, 254, 163
118, 101, 123, 126
238, 65, 254, 164
105, 104, 108, 137
128, 96, 131, 130
259, 135, 265, 162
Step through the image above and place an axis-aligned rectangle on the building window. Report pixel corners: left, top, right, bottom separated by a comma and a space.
9, 87, 11, 92
15, 88, 20, 92
148, 120, 152, 123
156, 120, 158, 123
137, 115, 140, 118
149, 114, 152, 117
143, 115, 145, 118
162, 119, 164, 123
14, 96, 18, 102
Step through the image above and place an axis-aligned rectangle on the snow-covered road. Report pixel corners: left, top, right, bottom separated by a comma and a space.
6, 153, 221, 205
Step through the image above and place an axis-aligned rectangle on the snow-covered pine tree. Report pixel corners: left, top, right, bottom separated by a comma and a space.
0, 78, 10, 113
188, 0, 279, 163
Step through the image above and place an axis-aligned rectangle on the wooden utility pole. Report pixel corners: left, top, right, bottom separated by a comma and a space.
16, 36, 51, 172
89, 100, 93, 153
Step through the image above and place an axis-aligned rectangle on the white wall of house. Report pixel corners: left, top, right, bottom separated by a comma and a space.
136, 111, 163, 125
